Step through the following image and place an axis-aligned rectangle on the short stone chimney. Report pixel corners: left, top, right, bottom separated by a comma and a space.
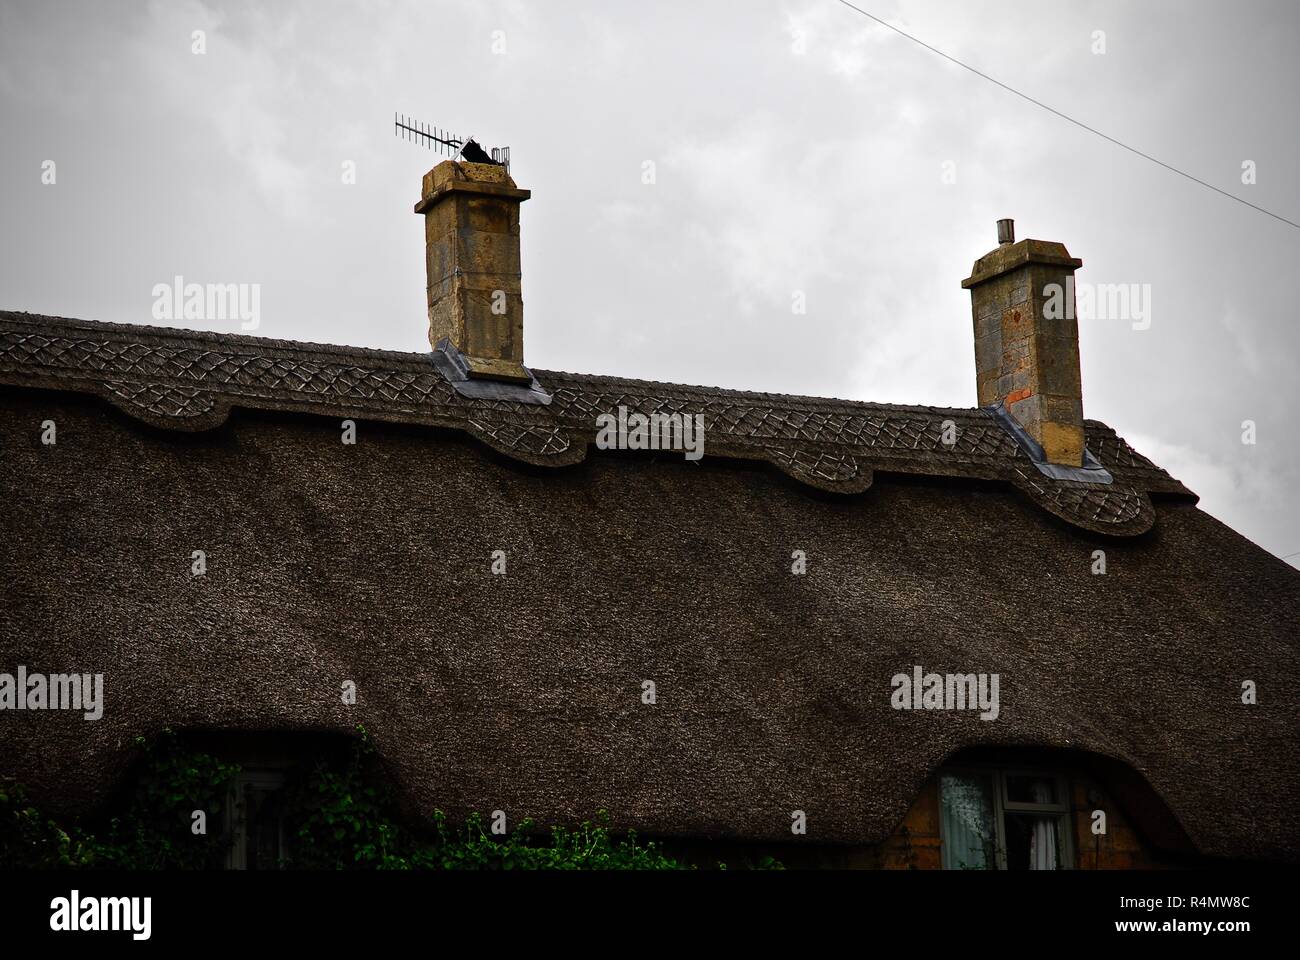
415, 159, 531, 383
962, 220, 1086, 466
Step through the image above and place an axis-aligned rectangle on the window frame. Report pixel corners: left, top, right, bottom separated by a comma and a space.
223, 767, 289, 871
938, 765, 1075, 870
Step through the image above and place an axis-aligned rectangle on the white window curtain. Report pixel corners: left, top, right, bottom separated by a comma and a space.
1028, 779, 1058, 870
940, 774, 996, 870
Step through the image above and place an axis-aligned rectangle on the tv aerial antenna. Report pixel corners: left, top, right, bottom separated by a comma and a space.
394, 113, 510, 172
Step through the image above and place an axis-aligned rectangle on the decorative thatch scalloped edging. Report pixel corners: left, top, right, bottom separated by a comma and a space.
1, 311, 1190, 536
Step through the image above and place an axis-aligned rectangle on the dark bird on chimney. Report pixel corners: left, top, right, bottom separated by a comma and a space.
459, 139, 496, 164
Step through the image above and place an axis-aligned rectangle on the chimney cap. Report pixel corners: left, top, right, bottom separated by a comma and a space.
997, 218, 1015, 245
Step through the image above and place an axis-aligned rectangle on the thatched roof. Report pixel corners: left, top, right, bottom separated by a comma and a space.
1, 311, 1297, 862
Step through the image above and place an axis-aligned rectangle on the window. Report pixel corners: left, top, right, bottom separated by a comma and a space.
224, 768, 289, 870
193, 731, 354, 870
939, 768, 1073, 870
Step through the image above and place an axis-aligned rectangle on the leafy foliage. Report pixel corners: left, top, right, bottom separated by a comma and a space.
0, 779, 97, 869
1, 730, 237, 869
279, 727, 688, 869
1, 728, 776, 870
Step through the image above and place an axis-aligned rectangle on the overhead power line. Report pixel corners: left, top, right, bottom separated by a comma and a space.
832, 0, 1300, 231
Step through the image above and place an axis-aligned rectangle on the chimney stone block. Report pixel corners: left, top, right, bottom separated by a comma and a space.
1039, 420, 1086, 467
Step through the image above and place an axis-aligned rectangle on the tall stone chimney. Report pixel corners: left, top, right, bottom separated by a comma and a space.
415, 159, 531, 383
962, 220, 1085, 466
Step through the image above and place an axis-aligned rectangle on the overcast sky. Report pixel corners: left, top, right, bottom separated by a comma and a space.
2, 0, 1297, 567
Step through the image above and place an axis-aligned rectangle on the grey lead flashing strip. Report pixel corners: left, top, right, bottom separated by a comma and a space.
986, 401, 1114, 484
430, 338, 552, 405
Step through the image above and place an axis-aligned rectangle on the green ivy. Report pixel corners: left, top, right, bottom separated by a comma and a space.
0, 728, 780, 871
1, 730, 237, 869
0, 779, 95, 869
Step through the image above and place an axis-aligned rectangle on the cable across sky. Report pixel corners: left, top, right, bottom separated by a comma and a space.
833, 0, 1300, 231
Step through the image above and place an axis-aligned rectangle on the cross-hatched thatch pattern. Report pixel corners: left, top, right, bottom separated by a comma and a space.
0, 312, 1193, 536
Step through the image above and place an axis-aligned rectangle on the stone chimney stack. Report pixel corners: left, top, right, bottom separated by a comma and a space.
415, 159, 531, 383
962, 220, 1086, 466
